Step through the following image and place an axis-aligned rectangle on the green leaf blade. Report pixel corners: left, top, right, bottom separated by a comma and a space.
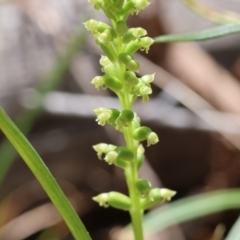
143, 189, 240, 236
154, 23, 240, 43
225, 215, 240, 240
0, 107, 91, 240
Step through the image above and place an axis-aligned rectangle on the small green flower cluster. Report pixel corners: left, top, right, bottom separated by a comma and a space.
85, 0, 176, 235
93, 187, 176, 211
92, 188, 176, 212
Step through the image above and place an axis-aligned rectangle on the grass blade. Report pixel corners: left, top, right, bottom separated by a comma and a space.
0, 107, 91, 240
182, 0, 240, 24
154, 23, 240, 43
225, 215, 240, 240
142, 189, 240, 236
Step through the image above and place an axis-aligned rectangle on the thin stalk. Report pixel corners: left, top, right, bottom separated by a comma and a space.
121, 89, 144, 240
125, 164, 143, 240
87, 3, 157, 239
0, 107, 91, 240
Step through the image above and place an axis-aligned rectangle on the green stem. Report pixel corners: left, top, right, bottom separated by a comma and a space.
125, 165, 143, 240
0, 107, 91, 240
121, 88, 144, 240
111, 31, 144, 240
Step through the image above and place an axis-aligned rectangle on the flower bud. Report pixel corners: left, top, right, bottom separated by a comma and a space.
137, 153, 144, 170
102, 63, 116, 76
148, 188, 162, 202
120, 1, 135, 16
98, 29, 114, 44
140, 188, 176, 210
116, 110, 134, 128
132, 116, 141, 130
122, 28, 147, 43
97, 22, 111, 33
149, 188, 176, 202
136, 144, 145, 169
104, 151, 118, 165
137, 144, 145, 155
94, 107, 112, 126
93, 192, 131, 211
119, 53, 140, 71
84, 19, 110, 34
91, 76, 105, 90
107, 108, 121, 127
104, 75, 123, 92
124, 72, 139, 86
151, 188, 176, 201
116, 147, 134, 161
115, 158, 128, 169
98, 42, 117, 62
127, 59, 140, 72
118, 53, 132, 65
140, 189, 161, 210
139, 37, 154, 53
147, 132, 159, 146
108, 192, 131, 210
133, 126, 151, 141
136, 179, 152, 197
125, 40, 140, 55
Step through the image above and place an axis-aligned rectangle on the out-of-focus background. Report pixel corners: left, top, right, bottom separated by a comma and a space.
0, 0, 240, 239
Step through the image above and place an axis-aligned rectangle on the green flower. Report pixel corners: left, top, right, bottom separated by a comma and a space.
139, 37, 154, 53
93, 192, 131, 210
93, 143, 117, 159
93, 143, 108, 159
134, 0, 150, 13
94, 108, 112, 126
141, 73, 155, 84
147, 132, 159, 146
104, 151, 118, 165
91, 76, 105, 90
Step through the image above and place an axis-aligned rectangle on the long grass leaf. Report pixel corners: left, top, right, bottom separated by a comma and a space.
225, 215, 240, 240
154, 23, 240, 43
0, 108, 91, 240
142, 189, 240, 236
